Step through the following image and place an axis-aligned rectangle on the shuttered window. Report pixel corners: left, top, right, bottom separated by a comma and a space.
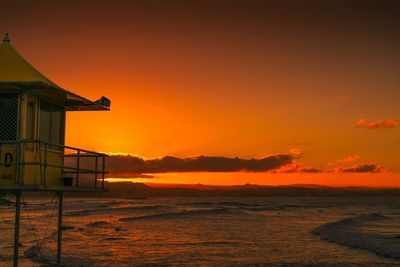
39, 100, 65, 145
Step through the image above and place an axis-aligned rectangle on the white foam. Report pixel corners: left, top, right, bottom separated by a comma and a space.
314, 213, 400, 259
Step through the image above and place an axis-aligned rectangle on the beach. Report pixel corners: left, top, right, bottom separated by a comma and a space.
1, 195, 400, 266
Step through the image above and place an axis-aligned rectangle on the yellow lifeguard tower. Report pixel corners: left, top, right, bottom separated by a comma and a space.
0, 33, 110, 266
0, 33, 110, 191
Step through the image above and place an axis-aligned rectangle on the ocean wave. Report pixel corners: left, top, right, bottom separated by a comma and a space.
119, 208, 231, 222
86, 221, 111, 227
65, 204, 165, 216
178, 201, 264, 207
235, 203, 326, 212
313, 213, 400, 259
178, 202, 325, 212
103, 237, 126, 241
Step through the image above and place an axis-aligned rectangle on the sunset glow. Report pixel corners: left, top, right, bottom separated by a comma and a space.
106, 172, 400, 188
1, 1, 399, 187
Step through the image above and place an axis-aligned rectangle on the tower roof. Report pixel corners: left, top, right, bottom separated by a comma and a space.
0, 34, 109, 111
0, 34, 56, 85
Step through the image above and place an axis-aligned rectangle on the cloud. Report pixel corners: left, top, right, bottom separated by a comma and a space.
357, 118, 398, 129
335, 155, 360, 163
106, 154, 295, 176
272, 162, 323, 173
330, 163, 386, 173
289, 148, 303, 156
72, 152, 388, 178
326, 155, 360, 167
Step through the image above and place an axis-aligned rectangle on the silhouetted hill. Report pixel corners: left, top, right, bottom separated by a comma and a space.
93, 182, 400, 198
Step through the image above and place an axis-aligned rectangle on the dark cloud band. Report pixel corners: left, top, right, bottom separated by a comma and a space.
331, 163, 385, 173
106, 154, 295, 176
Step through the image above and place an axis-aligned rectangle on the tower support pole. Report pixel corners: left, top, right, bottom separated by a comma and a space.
13, 191, 21, 267
57, 191, 63, 266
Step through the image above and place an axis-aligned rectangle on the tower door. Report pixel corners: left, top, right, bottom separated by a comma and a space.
0, 93, 18, 184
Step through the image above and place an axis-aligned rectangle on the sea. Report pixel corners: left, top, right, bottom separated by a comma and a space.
1, 196, 400, 266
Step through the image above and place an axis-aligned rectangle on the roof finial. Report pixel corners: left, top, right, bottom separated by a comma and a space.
3, 33, 10, 43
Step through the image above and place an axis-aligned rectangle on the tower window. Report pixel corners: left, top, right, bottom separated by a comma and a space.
0, 93, 18, 141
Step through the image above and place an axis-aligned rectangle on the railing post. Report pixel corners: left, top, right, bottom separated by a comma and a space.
34, 141, 38, 185
61, 146, 65, 186
57, 191, 63, 266
76, 150, 80, 187
21, 141, 25, 185
15, 141, 20, 185
94, 156, 98, 189
102, 156, 105, 191
44, 142, 48, 186
16, 140, 25, 185
13, 191, 21, 267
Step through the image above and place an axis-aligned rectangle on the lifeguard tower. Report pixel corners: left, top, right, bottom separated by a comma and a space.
0, 33, 110, 266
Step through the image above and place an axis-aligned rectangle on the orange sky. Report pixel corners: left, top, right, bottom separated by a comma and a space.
1, 1, 399, 186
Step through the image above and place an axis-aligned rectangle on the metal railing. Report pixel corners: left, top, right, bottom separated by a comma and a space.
0, 140, 108, 190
